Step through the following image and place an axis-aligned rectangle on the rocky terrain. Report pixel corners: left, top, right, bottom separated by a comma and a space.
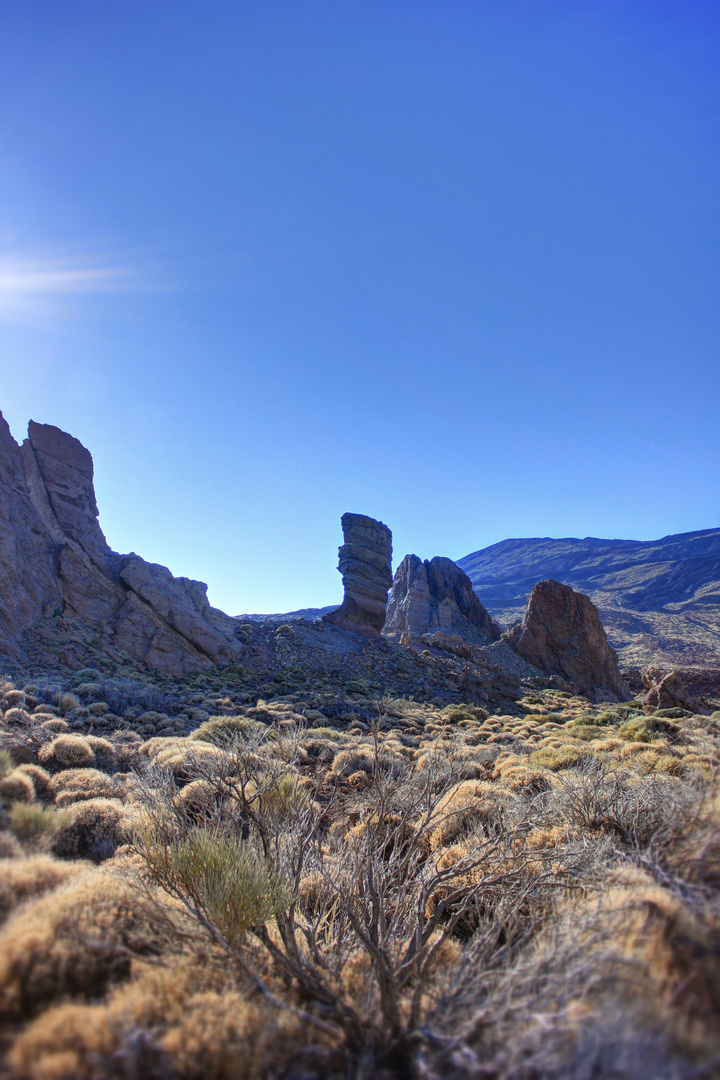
1, 416, 719, 1078
458, 529, 720, 670
0, 414, 244, 675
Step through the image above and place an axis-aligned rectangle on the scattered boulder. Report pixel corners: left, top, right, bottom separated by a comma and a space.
323, 513, 393, 636
514, 579, 629, 703
384, 554, 502, 645
640, 667, 708, 713
0, 413, 243, 674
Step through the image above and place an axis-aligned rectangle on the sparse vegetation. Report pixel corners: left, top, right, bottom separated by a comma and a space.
0, 672, 718, 1077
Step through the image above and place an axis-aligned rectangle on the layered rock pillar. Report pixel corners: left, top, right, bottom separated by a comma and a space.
323, 513, 393, 635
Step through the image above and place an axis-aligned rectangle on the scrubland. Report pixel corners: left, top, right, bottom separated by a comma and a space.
0, 674, 719, 1078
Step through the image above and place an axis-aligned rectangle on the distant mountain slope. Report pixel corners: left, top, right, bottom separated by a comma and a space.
458, 528, 720, 669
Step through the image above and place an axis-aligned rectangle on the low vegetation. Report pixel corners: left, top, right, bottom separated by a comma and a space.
0, 673, 719, 1077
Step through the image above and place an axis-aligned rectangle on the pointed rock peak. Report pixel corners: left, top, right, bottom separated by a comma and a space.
384, 553, 502, 645
515, 578, 629, 702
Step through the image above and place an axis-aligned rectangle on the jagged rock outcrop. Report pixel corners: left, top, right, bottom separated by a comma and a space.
0, 413, 243, 674
323, 513, 392, 635
514, 579, 629, 702
639, 667, 708, 713
384, 554, 502, 646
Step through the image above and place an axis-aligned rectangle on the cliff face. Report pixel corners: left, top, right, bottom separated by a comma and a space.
384, 554, 502, 645
0, 414, 243, 674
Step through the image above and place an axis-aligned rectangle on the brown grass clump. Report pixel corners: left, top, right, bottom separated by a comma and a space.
9, 962, 304, 1080
51, 798, 130, 861
0, 868, 166, 1021
15, 763, 53, 801
50, 768, 118, 806
0, 769, 36, 805
530, 743, 588, 770
0, 856, 84, 924
38, 735, 95, 770
39, 717, 69, 734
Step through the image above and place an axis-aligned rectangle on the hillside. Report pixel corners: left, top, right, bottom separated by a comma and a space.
458, 528, 720, 669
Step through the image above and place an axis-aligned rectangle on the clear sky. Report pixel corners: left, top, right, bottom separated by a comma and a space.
1, 1, 718, 614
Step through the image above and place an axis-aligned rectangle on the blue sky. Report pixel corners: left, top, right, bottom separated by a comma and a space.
1, 1, 718, 613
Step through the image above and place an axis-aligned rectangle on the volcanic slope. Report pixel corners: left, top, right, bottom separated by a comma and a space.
458, 528, 720, 669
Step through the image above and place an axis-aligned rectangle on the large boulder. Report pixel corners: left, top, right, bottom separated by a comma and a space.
384, 554, 502, 646
323, 513, 393, 635
514, 579, 629, 702
0, 413, 243, 674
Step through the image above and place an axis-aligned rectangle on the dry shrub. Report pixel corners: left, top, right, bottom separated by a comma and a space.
530, 744, 588, 770
9, 962, 304, 1080
51, 798, 130, 861
50, 768, 118, 806
331, 744, 375, 779
189, 715, 264, 745
0, 769, 35, 805
0, 868, 166, 1020
0, 855, 84, 924
40, 717, 69, 734
427, 779, 505, 850
3, 689, 25, 708
84, 735, 117, 766
15, 764, 53, 801
38, 735, 94, 770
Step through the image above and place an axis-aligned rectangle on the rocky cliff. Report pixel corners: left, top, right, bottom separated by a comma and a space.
0, 414, 243, 674
513, 579, 629, 702
384, 554, 502, 645
323, 513, 393, 635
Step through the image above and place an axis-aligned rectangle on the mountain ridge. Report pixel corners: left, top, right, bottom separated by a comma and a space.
458, 527, 720, 669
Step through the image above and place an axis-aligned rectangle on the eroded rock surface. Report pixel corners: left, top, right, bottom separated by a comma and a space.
514, 578, 629, 702
0, 413, 243, 674
639, 666, 709, 713
323, 513, 393, 635
384, 554, 502, 646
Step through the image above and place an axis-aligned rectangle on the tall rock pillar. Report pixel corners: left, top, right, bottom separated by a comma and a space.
323, 513, 393, 635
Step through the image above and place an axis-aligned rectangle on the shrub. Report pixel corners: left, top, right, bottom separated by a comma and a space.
530, 744, 588, 770
9, 803, 71, 846
0, 770, 35, 805
2, 690, 25, 709
0, 855, 82, 924
15, 764, 53, 801
0, 870, 165, 1020
51, 799, 129, 861
189, 716, 264, 746
441, 704, 489, 724
141, 828, 291, 948
9, 965, 301, 1080
39, 734, 95, 770
50, 768, 117, 807
618, 715, 681, 743
39, 717, 70, 734
0, 748, 13, 777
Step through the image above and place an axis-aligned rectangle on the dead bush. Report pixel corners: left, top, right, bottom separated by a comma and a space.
0, 770, 35, 805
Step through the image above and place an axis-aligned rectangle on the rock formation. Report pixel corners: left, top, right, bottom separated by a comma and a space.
0, 413, 244, 674
514, 579, 629, 702
323, 513, 392, 635
384, 554, 502, 645
639, 667, 708, 713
